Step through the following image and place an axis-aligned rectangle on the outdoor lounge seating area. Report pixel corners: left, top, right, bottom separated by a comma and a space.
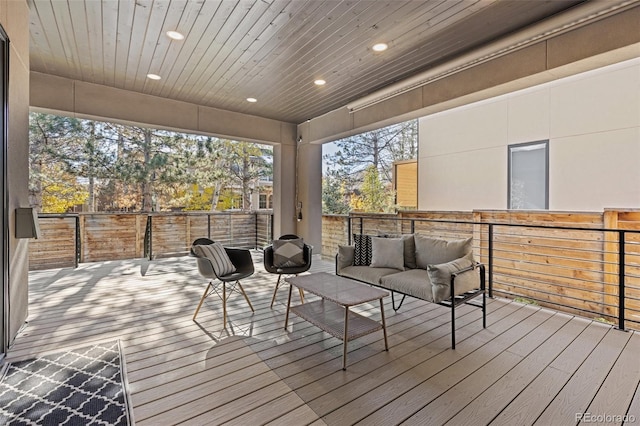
8, 253, 640, 425
3, 2, 640, 424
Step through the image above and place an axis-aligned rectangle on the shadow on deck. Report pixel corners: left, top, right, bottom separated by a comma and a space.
10, 253, 640, 425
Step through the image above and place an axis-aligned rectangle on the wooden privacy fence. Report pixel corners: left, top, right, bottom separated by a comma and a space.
29, 211, 273, 270
324, 210, 640, 332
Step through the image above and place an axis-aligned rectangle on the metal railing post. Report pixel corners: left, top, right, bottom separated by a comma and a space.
207, 214, 211, 239
255, 212, 258, 249
347, 216, 352, 245
488, 224, 494, 298
618, 230, 626, 331
75, 216, 80, 268
147, 215, 153, 261
270, 212, 274, 242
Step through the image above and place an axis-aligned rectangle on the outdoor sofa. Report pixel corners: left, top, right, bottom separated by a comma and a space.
336, 233, 486, 348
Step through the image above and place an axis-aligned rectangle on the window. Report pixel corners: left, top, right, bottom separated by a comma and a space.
508, 141, 548, 210
259, 194, 267, 209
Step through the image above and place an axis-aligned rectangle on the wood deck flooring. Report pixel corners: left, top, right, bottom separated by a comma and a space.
10, 253, 640, 425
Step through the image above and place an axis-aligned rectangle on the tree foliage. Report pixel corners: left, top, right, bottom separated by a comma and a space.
322, 119, 417, 214
29, 113, 84, 211
322, 174, 350, 214
110, 126, 191, 212
350, 166, 396, 213
40, 163, 89, 213
28, 112, 273, 213
323, 120, 417, 185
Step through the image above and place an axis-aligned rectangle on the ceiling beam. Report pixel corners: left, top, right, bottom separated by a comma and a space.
29, 72, 297, 146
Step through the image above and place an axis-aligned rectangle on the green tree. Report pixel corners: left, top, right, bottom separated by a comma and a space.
322, 174, 350, 214
113, 126, 190, 212
323, 119, 417, 214
182, 138, 272, 211
359, 165, 396, 213
48, 119, 117, 212
29, 113, 274, 213
323, 120, 417, 186
224, 141, 272, 211
29, 113, 83, 211
184, 136, 234, 211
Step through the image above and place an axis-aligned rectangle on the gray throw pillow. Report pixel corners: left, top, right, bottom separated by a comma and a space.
427, 256, 475, 303
370, 237, 404, 270
193, 243, 236, 276
414, 234, 472, 269
379, 233, 416, 268
273, 238, 305, 267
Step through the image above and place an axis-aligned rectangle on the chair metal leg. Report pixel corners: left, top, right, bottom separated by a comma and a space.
270, 275, 282, 308
223, 282, 227, 327
237, 281, 254, 312
193, 282, 213, 321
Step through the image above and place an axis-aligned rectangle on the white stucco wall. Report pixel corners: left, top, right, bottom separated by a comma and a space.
418, 58, 640, 212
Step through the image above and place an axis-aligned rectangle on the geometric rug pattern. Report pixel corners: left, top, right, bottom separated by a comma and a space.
0, 341, 133, 425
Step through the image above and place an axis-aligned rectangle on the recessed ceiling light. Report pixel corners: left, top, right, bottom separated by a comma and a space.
314, 79, 326, 86
246, 97, 257, 103
146, 73, 161, 80
372, 43, 388, 52
166, 30, 184, 40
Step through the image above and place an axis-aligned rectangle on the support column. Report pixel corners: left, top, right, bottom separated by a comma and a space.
296, 140, 322, 254
272, 143, 297, 239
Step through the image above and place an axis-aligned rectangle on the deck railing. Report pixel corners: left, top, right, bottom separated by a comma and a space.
29, 211, 274, 269
29, 209, 640, 331
326, 211, 640, 332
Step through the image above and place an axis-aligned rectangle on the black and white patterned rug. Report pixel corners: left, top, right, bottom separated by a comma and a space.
0, 340, 133, 425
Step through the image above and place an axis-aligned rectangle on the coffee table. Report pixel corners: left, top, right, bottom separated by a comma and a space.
284, 272, 389, 370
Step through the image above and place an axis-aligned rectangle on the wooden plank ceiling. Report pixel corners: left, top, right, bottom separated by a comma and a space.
28, 0, 587, 124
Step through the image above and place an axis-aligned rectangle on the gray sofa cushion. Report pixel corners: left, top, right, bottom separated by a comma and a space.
414, 235, 472, 268
339, 265, 401, 284
379, 269, 434, 302
427, 256, 476, 303
370, 237, 405, 269
379, 233, 416, 269
336, 245, 355, 274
